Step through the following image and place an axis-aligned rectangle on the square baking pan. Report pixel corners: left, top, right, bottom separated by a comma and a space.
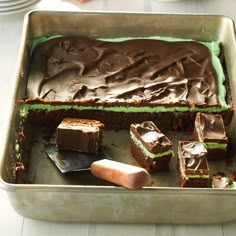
0, 11, 236, 224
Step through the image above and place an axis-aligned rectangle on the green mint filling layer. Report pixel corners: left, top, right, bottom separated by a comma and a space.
195, 128, 227, 150
185, 175, 210, 179
203, 142, 227, 150
20, 103, 229, 115
130, 131, 173, 159
30, 35, 63, 54
228, 182, 236, 189
28, 35, 230, 112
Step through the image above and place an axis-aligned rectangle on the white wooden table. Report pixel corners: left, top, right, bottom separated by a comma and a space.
1, 0, 236, 235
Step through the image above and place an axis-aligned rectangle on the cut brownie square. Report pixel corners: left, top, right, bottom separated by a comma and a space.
130, 121, 173, 172
193, 112, 228, 160
56, 118, 104, 153
212, 173, 234, 189
178, 141, 210, 188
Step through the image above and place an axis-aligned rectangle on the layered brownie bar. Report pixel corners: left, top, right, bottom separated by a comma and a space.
130, 121, 173, 172
178, 141, 210, 187
193, 112, 228, 160
56, 118, 104, 153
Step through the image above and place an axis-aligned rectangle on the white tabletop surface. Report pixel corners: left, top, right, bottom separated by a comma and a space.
1, 0, 236, 235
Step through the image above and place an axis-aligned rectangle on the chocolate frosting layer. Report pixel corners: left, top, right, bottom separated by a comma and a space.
130, 121, 172, 153
196, 112, 228, 142
179, 141, 209, 175
27, 36, 220, 107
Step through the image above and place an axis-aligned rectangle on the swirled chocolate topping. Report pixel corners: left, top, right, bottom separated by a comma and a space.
27, 36, 220, 107
196, 112, 228, 142
181, 142, 208, 171
130, 121, 172, 153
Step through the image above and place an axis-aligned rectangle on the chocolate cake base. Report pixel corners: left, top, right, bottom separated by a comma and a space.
179, 174, 210, 188
130, 139, 171, 172
206, 149, 227, 161
24, 108, 233, 131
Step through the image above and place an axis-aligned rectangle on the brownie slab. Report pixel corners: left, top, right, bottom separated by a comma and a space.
21, 36, 233, 131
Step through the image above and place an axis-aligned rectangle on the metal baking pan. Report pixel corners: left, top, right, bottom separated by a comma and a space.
1, 11, 236, 224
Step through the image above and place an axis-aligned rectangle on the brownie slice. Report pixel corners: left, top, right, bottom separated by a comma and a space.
130, 121, 173, 172
56, 118, 104, 153
193, 112, 228, 160
212, 173, 234, 189
178, 141, 210, 188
